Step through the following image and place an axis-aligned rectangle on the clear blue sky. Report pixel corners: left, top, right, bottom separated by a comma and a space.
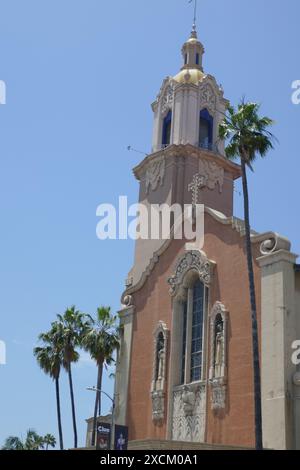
0, 0, 299, 449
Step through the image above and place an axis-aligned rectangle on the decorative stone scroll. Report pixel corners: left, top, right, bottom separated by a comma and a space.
168, 251, 212, 297
260, 234, 291, 256
145, 156, 166, 194
172, 384, 206, 442
209, 302, 229, 411
151, 322, 169, 423
198, 159, 224, 193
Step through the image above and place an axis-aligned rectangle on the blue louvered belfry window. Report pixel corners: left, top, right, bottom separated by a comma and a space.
199, 108, 213, 150
162, 110, 172, 146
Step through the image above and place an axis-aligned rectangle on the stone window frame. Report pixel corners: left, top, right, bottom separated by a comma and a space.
208, 301, 229, 411
151, 321, 169, 424
209, 301, 229, 382
151, 321, 169, 393
168, 250, 215, 387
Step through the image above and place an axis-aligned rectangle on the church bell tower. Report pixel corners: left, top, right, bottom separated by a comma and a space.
128, 24, 241, 290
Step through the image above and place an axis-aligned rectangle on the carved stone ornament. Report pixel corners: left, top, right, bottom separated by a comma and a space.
260, 234, 291, 256
210, 380, 226, 410
168, 251, 212, 297
172, 384, 206, 442
198, 159, 224, 193
151, 390, 165, 423
145, 156, 166, 194
161, 84, 174, 115
151, 321, 169, 423
209, 302, 228, 411
123, 295, 133, 308
199, 83, 217, 113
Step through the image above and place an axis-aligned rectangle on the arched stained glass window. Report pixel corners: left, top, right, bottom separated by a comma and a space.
190, 280, 204, 382
180, 278, 207, 385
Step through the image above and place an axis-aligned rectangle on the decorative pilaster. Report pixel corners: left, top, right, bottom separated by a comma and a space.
258, 246, 298, 450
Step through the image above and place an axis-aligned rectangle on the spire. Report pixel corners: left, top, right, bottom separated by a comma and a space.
191, 0, 198, 37
179, 1, 204, 72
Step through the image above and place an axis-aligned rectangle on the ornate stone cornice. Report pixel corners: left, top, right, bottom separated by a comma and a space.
133, 144, 241, 182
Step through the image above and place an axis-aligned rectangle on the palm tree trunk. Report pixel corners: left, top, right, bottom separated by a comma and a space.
98, 363, 103, 417
55, 377, 64, 450
67, 363, 78, 449
240, 157, 263, 450
91, 363, 103, 447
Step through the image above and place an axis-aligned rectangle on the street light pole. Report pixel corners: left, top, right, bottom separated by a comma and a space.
87, 387, 115, 450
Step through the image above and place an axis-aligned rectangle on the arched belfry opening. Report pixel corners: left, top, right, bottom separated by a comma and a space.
199, 108, 213, 150
162, 110, 172, 147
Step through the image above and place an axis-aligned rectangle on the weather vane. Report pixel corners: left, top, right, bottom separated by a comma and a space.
189, 0, 198, 31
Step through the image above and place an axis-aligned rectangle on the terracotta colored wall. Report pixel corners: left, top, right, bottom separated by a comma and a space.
126, 212, 261, 447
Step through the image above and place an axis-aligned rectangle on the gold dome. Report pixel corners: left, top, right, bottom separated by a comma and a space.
173, 68, 205, 85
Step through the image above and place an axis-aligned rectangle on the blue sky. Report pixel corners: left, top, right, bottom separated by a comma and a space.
0, 0, 299, 449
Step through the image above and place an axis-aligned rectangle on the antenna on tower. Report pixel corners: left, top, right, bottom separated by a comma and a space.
127, 145, 148, 157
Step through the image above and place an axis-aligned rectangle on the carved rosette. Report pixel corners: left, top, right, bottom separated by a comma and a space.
145, 156, 166, 194
209, 302, 229, 411
172, 384, 206, 442
168, 251, 213, 297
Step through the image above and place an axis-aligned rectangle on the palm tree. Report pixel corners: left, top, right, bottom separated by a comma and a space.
219, 101, 275, 450
24, 430, 45, 450
2, 436, 24, 450
2, 429, 52, 450
34, 324, 64, 450
55, 306, 88, 449
43, 433, 56, 450
82, 307, 120, 447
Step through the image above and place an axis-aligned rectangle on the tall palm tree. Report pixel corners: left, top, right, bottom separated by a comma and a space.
34, 325, 64, 450
55, 306, 88, 449
219, 101, 275, 450
43, 433, 56, 450
82, 307, 120, 447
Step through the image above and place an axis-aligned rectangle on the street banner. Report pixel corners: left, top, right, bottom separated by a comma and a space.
114, 425, 129, 451
96, 422, 111, 450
